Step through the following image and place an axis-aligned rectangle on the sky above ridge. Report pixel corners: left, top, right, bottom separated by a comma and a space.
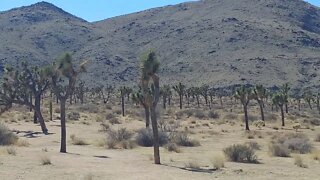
0, 0, 319, 22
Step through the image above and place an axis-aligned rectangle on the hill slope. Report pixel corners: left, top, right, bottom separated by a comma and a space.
1, 0, 320, 90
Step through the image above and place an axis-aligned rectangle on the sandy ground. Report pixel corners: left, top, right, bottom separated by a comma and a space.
0, 102, 320, 180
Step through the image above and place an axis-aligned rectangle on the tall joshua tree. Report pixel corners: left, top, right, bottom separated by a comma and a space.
272, 93, 286, 126
46, 53, 87, 153
280, 83, 290, 113
173, 82, 185, 109
234, 86, 253, 131
140, 50, 161, 164
200, 84, 210, 108
253, 85, 267, 122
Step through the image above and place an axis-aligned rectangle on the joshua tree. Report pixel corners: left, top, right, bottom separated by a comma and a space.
303, 90, 313, 110
272, 93, 286, 126
160, 85, 171, 109
75, 80, 86, 104
119, 86, 131, 117
173, 82, 185, 109
46, 53, 87, 153
314, 93, 320, 114
140, 50, 161, 164
280, 83, 290, 113
0, 64, 49, 134
234, 86, 253, 131
132, 88, 150, 128
253, 85, 267, 122
200, 84, 210, 107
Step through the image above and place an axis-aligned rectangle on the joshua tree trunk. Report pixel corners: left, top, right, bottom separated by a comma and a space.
285, 103, 288, 113
179, 94, 183, 109
150, 105, 160, 164
280, 105, 285, 127
34, 107, 48, 135
244, 105, 250, 131
60, 98, 67, 153
196, 96, 200, 108
298, 100, 301, 111
220, 97, 223, 107
162, 96, 166, 109
258, 101, 265, 122
145, 106, 150, 128
121, 95, 125, 117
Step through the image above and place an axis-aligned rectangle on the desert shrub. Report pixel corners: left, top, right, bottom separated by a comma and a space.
252, 120, 265, 129
6, 146, 16, 156
106, 128, 134, 149
208, 110, 219, 119
245, 141, 261, 150
294, 155, 308, 168
211, 154, 225, 169
269, 133, 313, 155
165, 143, 181, 153
54, 107, 60, 113
174, 132, 200, 147
135, 128, 168, 147
241, 114, 258, 122
315, 133, 320, 142
183, 109, 195, 118
264, 113, 277, 121
309, 119, 320, 126
100, 122, 110, 132
113, 109, 122, 115
194, 109, 206, 119
40, 154, 52, 165
223, 113, 238, 120
67, 112, 80, 121
0, 123, 18, 145
77, 104, 99, 113
70, 134, 88, 145
223, 144, 258, 163
268, 143, 291, 157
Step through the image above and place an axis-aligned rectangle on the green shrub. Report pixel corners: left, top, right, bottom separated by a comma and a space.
223, 144, 258, 163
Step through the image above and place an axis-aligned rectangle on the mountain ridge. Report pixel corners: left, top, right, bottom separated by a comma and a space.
0, 0, 320, 91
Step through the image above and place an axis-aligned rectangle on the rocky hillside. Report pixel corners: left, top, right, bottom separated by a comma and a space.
0, 0, 320, 90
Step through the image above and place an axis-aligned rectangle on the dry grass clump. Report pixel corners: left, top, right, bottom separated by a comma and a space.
0, 123, 18, 145
165, 143, 181, 153
315, 133, 320, 142
40, 154, 52, 165
6, 146, 17, 156
223, 144, 258, 163
269, 142, 291, 157
70, 134, 89, 145
293, 155, 308, 168
77, 104, 99, 113
106, 128, 135, 149
135, 128, 168, 147
185, 160, 201, 170
16, 139, 30, 147
311, 150, 320, 161
211, 154, 225, 169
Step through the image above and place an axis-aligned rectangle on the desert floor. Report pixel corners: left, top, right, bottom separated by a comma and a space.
0, 101, 320, 180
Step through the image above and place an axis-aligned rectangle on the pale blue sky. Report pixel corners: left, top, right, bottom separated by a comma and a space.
0, 0, 319, 22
